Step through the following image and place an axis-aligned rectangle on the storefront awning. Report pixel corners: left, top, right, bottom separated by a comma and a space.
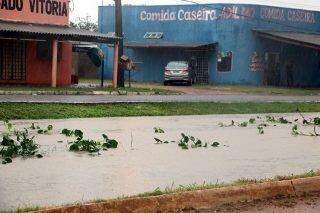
0, 21, 119, 44
124, 41, 217, 49
254, 29, 320, 50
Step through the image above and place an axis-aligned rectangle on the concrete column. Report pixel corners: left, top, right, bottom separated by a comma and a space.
112, 42, 119, 89
51, 39, 58, 87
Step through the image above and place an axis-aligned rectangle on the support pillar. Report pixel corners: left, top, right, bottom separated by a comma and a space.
112, 42, 119, 89
51, 39, 58, 87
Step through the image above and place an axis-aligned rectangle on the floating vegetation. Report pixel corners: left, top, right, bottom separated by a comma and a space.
61, 129, 119, 154
178, 133, 219, 150
217, 112, 320, 136
238, 122, 248, 127
30, 123, 54, 135
154, 127, 165, 134
257, 126, 265, 134
249, 118, 256, 124
292, 125, 319, 137
154, 133, 220, 150
218, 120, 235, 127
266, 115, 291, 124
1, 120, 43, 164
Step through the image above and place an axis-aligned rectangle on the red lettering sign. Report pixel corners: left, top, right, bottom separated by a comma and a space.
0, 0, 69, 26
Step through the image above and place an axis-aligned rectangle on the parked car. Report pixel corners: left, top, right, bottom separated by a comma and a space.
164, 61, 195, 85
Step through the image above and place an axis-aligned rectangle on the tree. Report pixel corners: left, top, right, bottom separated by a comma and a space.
71, 15, 98, 32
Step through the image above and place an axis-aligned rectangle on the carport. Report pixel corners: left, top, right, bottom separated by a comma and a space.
253, 30, 320, 87
254, 30, 320, 50
124, 41, 216, 83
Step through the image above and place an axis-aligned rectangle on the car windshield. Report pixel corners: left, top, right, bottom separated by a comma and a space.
167, 61, 188, 68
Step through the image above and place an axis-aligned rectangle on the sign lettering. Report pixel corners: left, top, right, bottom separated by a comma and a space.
139, 6, 316, 24
0, 0, 69, 26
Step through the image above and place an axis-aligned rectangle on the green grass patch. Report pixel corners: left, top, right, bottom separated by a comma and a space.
129, 170, 320, 199
0, 102, 319, 120
15, 206, 41, 213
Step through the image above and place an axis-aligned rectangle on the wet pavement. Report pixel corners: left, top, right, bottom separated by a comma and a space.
0, 94, 319, 103
1, 113, 320, 211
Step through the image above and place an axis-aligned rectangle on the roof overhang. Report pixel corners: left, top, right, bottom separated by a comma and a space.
124, 41, 217, 50
0, 21, 119, 44
253, 29, 320, 50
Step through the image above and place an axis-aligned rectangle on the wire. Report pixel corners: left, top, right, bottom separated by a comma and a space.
179, 0, 320, 33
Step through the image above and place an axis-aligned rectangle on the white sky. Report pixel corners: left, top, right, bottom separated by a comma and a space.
70, 0, 320, 22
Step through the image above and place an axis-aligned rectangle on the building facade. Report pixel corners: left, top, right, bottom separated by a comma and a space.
0, 0, 117, 87
0, 0, 72, 86
99, 4, 320, 87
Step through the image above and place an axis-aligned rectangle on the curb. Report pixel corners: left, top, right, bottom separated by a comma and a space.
41, 176, 320, 213
0, 91, 181, 96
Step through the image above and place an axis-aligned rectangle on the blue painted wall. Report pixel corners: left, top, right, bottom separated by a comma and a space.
99, 4, 320, 86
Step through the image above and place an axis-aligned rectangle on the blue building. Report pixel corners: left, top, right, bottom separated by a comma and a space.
99, 4, 320, 87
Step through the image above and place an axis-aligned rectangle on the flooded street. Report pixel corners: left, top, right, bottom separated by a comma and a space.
1, 113, 320, 211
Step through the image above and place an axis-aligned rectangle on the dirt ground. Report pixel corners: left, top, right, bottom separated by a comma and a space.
1, 113, 320, 211
133, 83, 239, 95
206, 192, 320, 213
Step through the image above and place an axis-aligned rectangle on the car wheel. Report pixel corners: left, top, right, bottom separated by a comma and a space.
164, 81, 168, 86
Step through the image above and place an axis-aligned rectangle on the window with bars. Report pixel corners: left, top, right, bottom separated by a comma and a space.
0, 39, 26, 81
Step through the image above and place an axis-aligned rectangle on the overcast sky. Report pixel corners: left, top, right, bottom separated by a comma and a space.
70, 0, 320, 22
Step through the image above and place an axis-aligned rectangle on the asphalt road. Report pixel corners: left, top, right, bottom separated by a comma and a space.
0, 94, 319, 103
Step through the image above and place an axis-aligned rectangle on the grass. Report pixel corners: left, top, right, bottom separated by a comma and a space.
15, 206, 41, 213
193, 85, 320, 96
128, 170, 320, 199
0, 102, 320, 120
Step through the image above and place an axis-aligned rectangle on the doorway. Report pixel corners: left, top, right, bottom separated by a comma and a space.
188, 51, 209, 84
0, 39, 26, 81
264, 52, 280, 86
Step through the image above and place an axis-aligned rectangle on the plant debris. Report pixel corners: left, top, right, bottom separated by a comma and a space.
249, 118, 256, 124
266, 115, 291, 124
292, 125, 319, 137
218, 120, 235, 127
257, 126, 265, 134
154, 127, 165, 134
238, 122, 248, 127
30, 123, 54, 135
102, 134, 119, 149
1, 121, 43, 164
61, 129, 119, 154
178, 133, 218, 150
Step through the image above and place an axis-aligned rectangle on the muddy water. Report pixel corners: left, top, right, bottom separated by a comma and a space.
1, 114, 320, 211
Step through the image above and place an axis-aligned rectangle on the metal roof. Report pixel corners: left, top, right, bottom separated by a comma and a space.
0, 21, 119, 43
124, 41, 217, 49
254, 30, 320, 49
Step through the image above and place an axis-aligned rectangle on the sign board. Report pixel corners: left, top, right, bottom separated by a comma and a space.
0, 0, 69, 26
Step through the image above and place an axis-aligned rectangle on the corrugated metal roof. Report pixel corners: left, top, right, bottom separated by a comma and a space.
0, 21, 119, 43
254, 30, 320, 48
125, 41, 217, 49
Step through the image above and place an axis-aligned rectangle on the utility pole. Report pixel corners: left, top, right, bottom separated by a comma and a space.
115, 0, 124, 87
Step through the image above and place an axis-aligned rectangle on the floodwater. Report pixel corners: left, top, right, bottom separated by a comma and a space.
1, 113, 320, 211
